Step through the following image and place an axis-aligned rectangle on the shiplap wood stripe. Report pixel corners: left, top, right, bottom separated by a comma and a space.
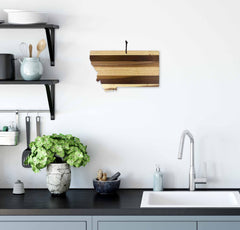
95, 66, 159, 76
91, 61, 159, 67
102, 84, 159, 91
90, 55, 159, 62
99, 76, 159, 84
90, 51, 159, 55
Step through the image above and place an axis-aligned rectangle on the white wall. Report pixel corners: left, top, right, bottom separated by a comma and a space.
0, 0, 240, 189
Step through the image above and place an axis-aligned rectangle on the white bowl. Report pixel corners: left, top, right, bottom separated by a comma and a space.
4, 9, 48, 24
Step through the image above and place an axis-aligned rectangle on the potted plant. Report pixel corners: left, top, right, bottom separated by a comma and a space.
25, 133, 90, 195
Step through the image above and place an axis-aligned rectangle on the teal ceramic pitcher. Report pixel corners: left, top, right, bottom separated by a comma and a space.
19, 57, 43, 81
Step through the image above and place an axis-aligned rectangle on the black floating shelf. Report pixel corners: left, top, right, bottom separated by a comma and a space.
0, 80, 59, 120
0, 23, 59, 66
0, 23, 59, 29
0, 80, 59, 84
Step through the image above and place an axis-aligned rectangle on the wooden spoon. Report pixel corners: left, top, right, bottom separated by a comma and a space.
29, 44, 33, 58
36, 39, 46, 57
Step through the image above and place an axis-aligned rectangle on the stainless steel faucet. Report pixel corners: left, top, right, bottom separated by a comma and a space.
178, 130, 207, 191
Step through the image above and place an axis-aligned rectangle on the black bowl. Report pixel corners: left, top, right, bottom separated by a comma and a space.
93, 178, 120, 194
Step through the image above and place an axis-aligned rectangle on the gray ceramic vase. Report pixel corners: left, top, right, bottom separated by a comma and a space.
46, 163, 71, 195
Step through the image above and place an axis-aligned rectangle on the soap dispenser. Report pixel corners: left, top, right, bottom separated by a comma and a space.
153, 165, 163, 191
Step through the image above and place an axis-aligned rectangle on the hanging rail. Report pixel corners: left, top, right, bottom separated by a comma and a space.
0, 110, 49, 114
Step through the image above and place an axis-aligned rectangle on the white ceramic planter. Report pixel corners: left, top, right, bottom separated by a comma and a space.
46, 163, 71, 195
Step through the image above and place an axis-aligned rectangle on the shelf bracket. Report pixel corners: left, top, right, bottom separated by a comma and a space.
45, 28, 55, 66
45, 84, 55, 120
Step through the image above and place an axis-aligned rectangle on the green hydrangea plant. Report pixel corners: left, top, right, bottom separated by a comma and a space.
25, 133, 90, 173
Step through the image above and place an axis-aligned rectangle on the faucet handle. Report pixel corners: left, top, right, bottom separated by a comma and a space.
195, 177, 207, 184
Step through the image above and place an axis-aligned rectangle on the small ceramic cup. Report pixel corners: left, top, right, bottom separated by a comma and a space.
13, 180, 25, 195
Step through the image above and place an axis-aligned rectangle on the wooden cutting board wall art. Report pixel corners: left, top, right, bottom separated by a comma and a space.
90, 50, 160, 91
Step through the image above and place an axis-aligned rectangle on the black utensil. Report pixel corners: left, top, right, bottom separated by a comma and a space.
36, 116, 41, 137
22, 116, 31, 168
109, 172, 121, 181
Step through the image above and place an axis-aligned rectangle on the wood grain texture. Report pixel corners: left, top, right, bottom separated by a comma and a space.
90, 50, 159, 91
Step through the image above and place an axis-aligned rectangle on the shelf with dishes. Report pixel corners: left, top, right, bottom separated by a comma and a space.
0, 23, 59, 66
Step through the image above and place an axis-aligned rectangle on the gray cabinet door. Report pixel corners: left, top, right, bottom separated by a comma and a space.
199, 222, 240, 230
0, 221, 86, 230
98, 221, 196, 230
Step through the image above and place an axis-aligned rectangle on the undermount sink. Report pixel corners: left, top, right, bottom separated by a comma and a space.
141, 191, 240, 208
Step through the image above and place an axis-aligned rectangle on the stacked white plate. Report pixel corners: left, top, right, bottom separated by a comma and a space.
4, 9, 48, 24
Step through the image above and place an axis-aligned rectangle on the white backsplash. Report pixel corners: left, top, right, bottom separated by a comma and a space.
0, 0, 240, 189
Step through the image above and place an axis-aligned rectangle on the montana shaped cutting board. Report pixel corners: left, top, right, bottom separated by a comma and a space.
90, 51, 159, 91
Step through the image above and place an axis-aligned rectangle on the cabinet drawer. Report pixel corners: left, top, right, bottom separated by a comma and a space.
0, 221, 86, 230
199, 222, 240, 230
98, 221, 196, 230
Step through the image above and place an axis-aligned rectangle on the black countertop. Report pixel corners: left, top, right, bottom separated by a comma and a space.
0, 189, 240, 216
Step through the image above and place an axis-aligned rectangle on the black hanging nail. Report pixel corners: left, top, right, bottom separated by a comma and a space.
125, 40, 128, 54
